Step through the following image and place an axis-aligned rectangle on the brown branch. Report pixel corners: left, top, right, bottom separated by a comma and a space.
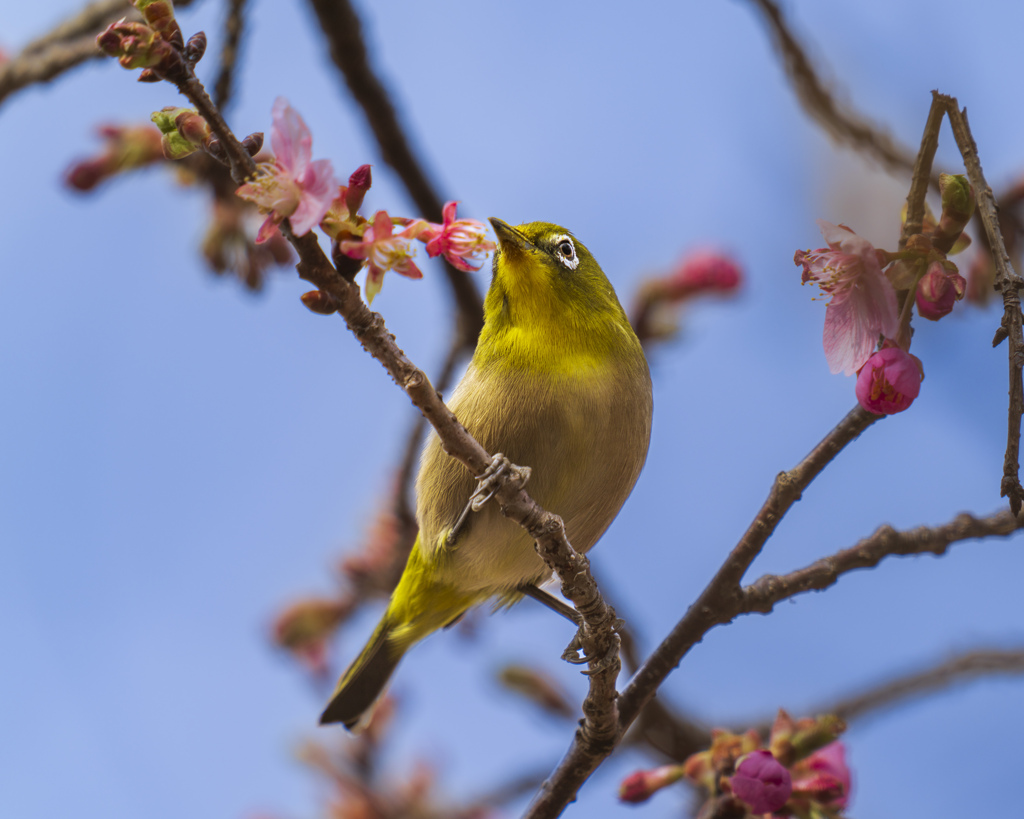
934, 93, 1024, 514
900, 94, 945, 249
394, 334, 466, 529
212, 0, 248, 111
22, 0, 141, 54
828, 648, 1024, 724
598, 572, 710, 762
305, 0, 483, 347
523, 405, 879, 818
0, 0, 196, 107
743, 645, 1024, 740
744, 0, 935, 185
0, 35, 104, 105
742, 508, 1024, 612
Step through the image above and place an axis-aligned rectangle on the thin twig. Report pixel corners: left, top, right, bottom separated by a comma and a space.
744, 0, 936, 186
742, 508, 1024, 612
900, 93, 946, 249
394, 334, 466, 529
23, 0, 141, 54
828, 648, 1024, 724
934, 93, 1024, 514
0, 35, 102, 105
0, 0, 196, 107
524, 406, 879, 818
212, 0, 247, 111
744, 645, 1024, 738
304, 0, 484, 347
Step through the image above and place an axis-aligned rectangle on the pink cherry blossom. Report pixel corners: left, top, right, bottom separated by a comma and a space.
339, 210, 426, 304
420, 201, 496, 272
795, 220, 899, 376
792, 741, 852, 808
730, 750, 792, 814
236, 97, 335, 243
916, 261, 966, 321
855, 347, 922, 415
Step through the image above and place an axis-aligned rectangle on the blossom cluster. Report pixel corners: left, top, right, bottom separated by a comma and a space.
95, 3, 495, 304
236, 99, 495, 304
619, 711, 851, 818
794, 174, 976, 415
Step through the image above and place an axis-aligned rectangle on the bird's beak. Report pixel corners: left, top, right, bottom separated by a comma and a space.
489, 218, 535, 264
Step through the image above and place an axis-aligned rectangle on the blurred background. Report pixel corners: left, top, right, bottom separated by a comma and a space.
3, 0, 1023, 816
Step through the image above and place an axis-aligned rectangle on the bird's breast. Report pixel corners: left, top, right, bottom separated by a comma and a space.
415, 352, 652, 594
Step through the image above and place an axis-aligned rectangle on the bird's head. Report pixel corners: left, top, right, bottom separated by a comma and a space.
485, 219, 626, 331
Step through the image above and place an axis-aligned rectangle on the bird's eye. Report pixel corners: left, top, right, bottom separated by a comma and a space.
551, 235, 579, 269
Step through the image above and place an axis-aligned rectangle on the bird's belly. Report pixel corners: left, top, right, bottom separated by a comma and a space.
415, 361, 651, 595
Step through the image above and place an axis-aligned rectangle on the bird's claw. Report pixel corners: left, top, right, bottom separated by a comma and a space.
447, 455, 532, 546
561, 624, 621, 676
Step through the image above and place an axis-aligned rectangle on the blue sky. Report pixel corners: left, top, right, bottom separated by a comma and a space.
3, 1, 1024, 817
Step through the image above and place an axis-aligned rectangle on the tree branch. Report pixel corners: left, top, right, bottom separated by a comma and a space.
744, 0, 935, 185
0, 35, 102, 106
524, 405, 879, 818
900, 93, 945, 249
934, 93, 1024, 514
825, 647, 1024, 724
742, 645, 1024, 740
305, 0, 484, 346
742, 508, 1024, 612
212, 0, 248, 111
0, 0, 196, 107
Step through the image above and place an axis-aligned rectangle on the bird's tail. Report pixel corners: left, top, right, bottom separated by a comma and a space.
320, 537, 480, 731
319, 612, 402, 731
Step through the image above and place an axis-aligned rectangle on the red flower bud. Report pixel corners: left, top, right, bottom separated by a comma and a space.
916, 262, 966, 321
618, 765, 685, 803
855, 348, 922, 415
344, 163, 372, 215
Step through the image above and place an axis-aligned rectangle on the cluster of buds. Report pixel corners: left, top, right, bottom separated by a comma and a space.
150, 106, 213, 159
236, 98, 496, 306
279, 708, 490, 819
794, 174, 976, 415
97, 0, 191, 83
201, 198, 293, 290
271, 596, 354, 676
631, 250, 743, 343
619, 711, 850, 817
64, 123, 165, 191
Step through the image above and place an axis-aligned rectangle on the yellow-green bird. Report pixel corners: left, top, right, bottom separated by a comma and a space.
321, 219, 653, 729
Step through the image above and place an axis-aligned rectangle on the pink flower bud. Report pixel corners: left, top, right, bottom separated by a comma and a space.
665, 250, 742, 299
618, 765, 685, 803
792, 742, 852, 808
730, 750, 792, 814
343, 164, 372, 215
855, 348, 922, 415
916, 262, 966, 321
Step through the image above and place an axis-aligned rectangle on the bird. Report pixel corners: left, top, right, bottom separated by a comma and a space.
320, 218, 653, 730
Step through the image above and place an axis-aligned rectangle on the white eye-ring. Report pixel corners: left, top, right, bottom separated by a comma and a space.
552, 234, 580, 270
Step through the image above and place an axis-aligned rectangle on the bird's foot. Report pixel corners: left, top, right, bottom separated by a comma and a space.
561, 614, 625, 676
447, 454, 532, 545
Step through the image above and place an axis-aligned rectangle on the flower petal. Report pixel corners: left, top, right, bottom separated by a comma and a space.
270, 97, 312, 175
